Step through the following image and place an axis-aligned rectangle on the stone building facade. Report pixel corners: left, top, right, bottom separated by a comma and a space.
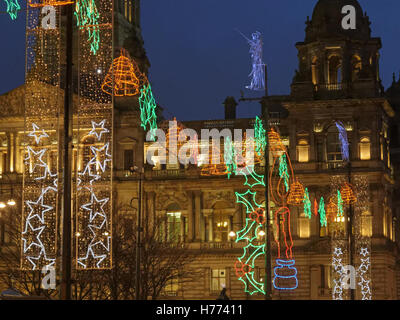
0, 0, 400, 299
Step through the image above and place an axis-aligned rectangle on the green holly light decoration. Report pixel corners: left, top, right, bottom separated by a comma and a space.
303, 188, 312, 219
224, 136, 237, 179
279, 153, 290, 192
75, 0, 100, 55
254, 116, 267, 156
319, 197, 327, 227
337, 190, 344, 217
4, 0, 20, 20
139, 84, 158, 141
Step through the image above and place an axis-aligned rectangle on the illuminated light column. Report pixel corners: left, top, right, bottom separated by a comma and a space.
75, 0, 114, 270
268, 129, 298, 290
21, 2, 62, 270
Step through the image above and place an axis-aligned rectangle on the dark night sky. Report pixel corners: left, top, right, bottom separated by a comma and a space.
1, 1, 400, 121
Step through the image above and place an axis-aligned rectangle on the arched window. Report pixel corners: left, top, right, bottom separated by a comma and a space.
359, 137, 371, 160
351, 55, 362, 82
328, 55, 342, 85
297, 139, 310, 163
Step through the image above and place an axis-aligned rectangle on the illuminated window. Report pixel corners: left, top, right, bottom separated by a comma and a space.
359, 137, 371, 160
361, 211, 372, 237
211, 269, 226, 293
297, 139, 309, 163
298, 211, 310, 238
167, 211, 181, 242
320, 265, 332, 290
327, 125, 342, 166
161, 277, 179, 296
213, 213, 229, 242
312, 56, 318, 85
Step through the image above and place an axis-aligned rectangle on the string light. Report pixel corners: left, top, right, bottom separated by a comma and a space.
75, 0, 100, 54
337, 190, 344, 217
28, 0, 73, 7
340, 182, 357, 205
332, 246, 344, 300
279, 153, 289, 192
303, 188, 312, 219
4, 0, 20, 20
319, 197, 327, 227
287, 179, 305, 205
238, 30, 265, 91
21, 2, 61, 270
254, 116, 266, 156
273, 259, 298, 290
75, 0, 113, 270
102, 49, 148, 96
139, 84, 158, 141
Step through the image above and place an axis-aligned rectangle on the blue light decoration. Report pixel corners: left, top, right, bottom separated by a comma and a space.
238, 30, 265, 91
273, 259, 298, 290
139, 84, 158, 141
335, 121, 349, 162
4, 0, 20, 20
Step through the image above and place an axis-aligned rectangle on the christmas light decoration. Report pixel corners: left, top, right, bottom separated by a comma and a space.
335, 121, 349, 162
28, 0, 73, 7
102, 49, 148, 96
303, 188, 312, 219
239, 30, 265, 91
139, 84, 157, 140
326, 197, 338, 223
279, 153, 289, 192
21, 1, 62, 270
314, 198, 318, 216
224, 136, 237, 179
268, 128, 285, 153
75, 0, 101, 55
319, 197, 327, 227
254, 116, 266, 156
332, 246, 345, 300
337, 190, 344, 217
4, 0, 20, 20
273, 259, 298, 290
287, 179, 305, 205
340, 182, 357, 205
75, 0, 113, 270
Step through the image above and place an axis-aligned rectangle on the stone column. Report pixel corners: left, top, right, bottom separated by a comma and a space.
6, 133, 11, 172
187, 191, 194, 242
10, 132, 15, 173
310, 265, 320, 299
208, 214, 213, 242
194, 191, 203, 241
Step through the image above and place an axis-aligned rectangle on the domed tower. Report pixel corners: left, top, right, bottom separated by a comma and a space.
291, 0, 383, 99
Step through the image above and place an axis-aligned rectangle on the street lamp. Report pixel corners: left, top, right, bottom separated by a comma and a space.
0, 202, 5, 209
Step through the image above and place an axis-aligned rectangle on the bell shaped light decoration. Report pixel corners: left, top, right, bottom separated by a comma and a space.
287, 179, 305, 206
340, 182, 357, 205
102, 49, 148, 97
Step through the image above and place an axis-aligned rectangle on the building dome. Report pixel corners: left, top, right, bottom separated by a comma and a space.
305, 0, 371, 42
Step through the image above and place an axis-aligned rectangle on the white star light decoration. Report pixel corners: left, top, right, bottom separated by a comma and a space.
332, 246, 345, 300
77, 118, 112, 269
357, 247, 372, 300
28, 123, 49, 145
88, 120, 109, 141
22, 124, 58, 270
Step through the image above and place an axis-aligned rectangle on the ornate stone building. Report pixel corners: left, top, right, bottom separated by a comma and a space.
0, 0, 399, 300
